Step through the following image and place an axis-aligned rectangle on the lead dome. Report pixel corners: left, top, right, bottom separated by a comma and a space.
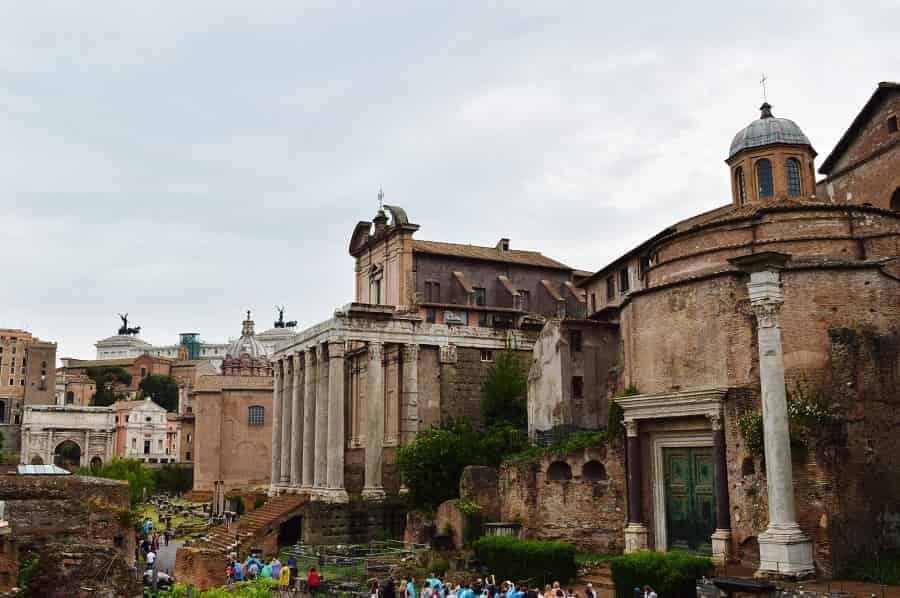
728, 103, 815, 159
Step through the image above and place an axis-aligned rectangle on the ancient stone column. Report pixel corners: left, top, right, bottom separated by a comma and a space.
269, 360, 283, 495
301, 350, 316, 491
747, 267, 814, 577
623, 418, 648, 552
324, 340, 349, 503
313, 344, 329, 490
280, 357, 292, 485
709, 410, 733, 565
362, 341, 386, 500
400, 343, 419, 444
290, 352, 304, 488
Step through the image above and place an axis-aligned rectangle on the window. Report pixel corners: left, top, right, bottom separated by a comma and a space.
590, 293, 596, 313
478, 311, 489, 327
570, 330, 582, 352
158, 439, 163, 450
606, 277, 615, 300
518, 290, 530, 311
65, 391, 74, 405
786, 158, 802, 197
248, 405, 265, 426
371, 279, 382, 305
140, 367, 147, 378
888, 115, 898, 133
144, 440, 151, 455
424, 281, 441, 302
0, 399, 5, 423
572, 376, 584, 399
618, 268, 630, 294
186, 451, 191, 461
473, 287, 486, 306
187, 433, 192, 444
424, 308, 436, 323
735, 166, 746, 204
480, 350, 494, 362
756, 158, 774, 198
145, 417, 151, 422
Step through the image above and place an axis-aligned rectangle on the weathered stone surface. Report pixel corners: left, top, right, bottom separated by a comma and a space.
459, 466, 500, 521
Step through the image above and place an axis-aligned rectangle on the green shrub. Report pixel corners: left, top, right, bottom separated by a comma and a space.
609, 551, 712, 598
253, 495, 266, 509
153, 463, 193, 494
429, 556, 450, 576
473, 536, 577, 584
78, 457, 155, 506
228, 495, 246, 516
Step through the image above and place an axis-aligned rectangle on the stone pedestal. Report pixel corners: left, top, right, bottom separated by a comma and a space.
711, 529, 732, 565
624, 523, 649, 553
757, 526, 815, 578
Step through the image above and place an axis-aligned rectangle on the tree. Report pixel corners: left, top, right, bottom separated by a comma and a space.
153, 463, 193, 494
139, 375, 180, 412
397, 420, 528, 510
86, 366, 133, 406
78, 457, 155, 506
481, 349, 527, 428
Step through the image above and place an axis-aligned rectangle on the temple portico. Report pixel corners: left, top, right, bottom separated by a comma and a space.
268, 303, 534, 503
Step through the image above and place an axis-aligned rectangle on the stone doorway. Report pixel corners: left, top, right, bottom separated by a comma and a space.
663, 447, 715, 554
278, 515, 303, 547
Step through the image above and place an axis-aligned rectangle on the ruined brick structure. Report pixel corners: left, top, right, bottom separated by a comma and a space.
528, 86, 900, 578
0, 473, 139, 597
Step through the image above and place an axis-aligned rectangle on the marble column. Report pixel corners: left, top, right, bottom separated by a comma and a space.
623, 418, 648, 552
313, 344, 329, 490
400, 344, 419, 444
301, 350, 316, 491
290, 352, 304, 488
362, 341, 386, 500
324, 340, 349, 503
747, 268, 814, 577
709, 410, 733, 565
279, 357, 292, 485
269, 360, 283, 495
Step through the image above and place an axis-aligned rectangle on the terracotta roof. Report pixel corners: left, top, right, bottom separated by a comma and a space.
194, 375, 273, 392
691, 198, 846, 228
820, 82, 900, 175
63, 358, 136, 369
412, 239, 572, 270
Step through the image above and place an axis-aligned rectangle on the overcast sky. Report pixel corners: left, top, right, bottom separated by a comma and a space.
2, 1, 898, 360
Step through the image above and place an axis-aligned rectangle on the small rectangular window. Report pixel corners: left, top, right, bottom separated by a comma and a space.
572, 376, 584, 399
888, 115, 898, 133
425, 308, 436, 323
424, 281, 441, 302
606, 277, 615, 300
478, 311, 489, 327
618, 268, 630, 294
518, 290, 530, 311
570, 330, 583, 352
480, 350, 494, 362
474, 287, 486, 306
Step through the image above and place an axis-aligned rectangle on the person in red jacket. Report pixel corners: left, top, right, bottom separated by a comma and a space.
308, 567, 321, 593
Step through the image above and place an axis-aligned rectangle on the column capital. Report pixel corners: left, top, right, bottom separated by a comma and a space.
292, 352, 302, 367
328, 339, 346, 359
402, 343, 419, 360
624, 418, 638, 437
707, 410, 724, 431
368, 340, 384, 361
315, 343, 326, 360
751, 300, 782, 329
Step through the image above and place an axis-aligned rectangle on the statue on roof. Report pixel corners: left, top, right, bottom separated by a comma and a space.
117, 313, 141, 336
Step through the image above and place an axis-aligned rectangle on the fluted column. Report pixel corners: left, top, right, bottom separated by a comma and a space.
400, 344, 419, 444
279, 357, 292, 484
269, 360, 283, 494
623, 418, 648, 552
324, 339, 349, 503
362, 341, 386, 500
747, 268, 814, 577
290, 352, 303, 488
301, 350, 316, 490
313, 344, 329, 490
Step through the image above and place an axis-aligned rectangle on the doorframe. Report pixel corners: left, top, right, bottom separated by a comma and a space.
650, 432, 714, 552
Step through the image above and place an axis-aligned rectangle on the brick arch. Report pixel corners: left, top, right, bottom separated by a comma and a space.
546, 460, 573, 481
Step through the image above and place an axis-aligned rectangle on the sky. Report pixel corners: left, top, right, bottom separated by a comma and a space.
2, 1, 898, 360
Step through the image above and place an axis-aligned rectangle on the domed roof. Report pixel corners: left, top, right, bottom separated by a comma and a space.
728, 103, 814, 159
226, 312, 270, 360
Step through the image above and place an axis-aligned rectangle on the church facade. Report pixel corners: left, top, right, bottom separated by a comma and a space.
528, 86, 900, 577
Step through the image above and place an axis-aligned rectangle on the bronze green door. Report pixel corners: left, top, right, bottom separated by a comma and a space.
663, 447, 716, 554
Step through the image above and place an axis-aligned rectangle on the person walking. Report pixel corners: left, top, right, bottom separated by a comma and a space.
308, 567, 321, 594
643, 586, 657, 598
279, 565, 291, 593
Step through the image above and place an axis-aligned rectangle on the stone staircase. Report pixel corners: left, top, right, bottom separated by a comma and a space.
577, 562, 617, 598
200, 494, 307, 556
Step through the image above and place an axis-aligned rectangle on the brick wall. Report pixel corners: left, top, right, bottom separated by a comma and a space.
498, 444, 626, 553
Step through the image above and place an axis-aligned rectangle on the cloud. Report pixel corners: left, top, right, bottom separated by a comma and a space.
1, 1, 897, 359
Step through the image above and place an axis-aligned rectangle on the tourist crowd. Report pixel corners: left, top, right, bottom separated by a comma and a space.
373, 575, 605, 598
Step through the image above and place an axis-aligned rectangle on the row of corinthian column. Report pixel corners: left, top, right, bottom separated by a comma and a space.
269, 340, 419, 503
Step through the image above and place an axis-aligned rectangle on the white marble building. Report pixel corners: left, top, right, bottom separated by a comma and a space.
20, 405, 116, 468
114, 398, 173, 464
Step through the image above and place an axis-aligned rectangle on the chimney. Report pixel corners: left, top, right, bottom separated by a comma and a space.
496, 238, 510, 252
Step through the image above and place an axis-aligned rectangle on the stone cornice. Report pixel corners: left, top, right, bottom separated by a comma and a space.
617, 387, 729, 422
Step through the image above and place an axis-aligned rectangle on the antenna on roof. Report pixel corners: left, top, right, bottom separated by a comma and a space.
377, 188, 384, 210
760, 73, 768, 103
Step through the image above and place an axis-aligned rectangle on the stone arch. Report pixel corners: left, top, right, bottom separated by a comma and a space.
890, 187, 900, 212
30, 455, 44, 465
90, 456, 103, 470
54, 439, 82, 470
546, 461, 573, 481
582, 460, 607, 481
